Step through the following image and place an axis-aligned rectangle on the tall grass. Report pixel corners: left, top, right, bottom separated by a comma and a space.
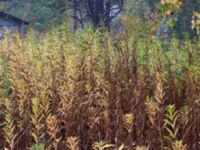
0, 25, 199, 150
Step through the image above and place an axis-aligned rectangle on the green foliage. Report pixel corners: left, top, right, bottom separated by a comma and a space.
0, 59, 10, 97
0, 0, 69, 29
164, 105, 179, 141
3, 99, 16, 150
30, 144, 45, 150
92, 141, 115, 150
31, 98, 44, 144
124, 0, 150, 19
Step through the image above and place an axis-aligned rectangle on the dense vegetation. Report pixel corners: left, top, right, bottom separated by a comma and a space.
0, 20, 199, 150
0, 0, 199, 150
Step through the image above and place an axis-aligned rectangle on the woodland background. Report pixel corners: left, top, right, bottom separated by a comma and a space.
0, 0, 199, 37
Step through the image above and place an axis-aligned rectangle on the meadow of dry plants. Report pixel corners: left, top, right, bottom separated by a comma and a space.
0, 26, 199, 150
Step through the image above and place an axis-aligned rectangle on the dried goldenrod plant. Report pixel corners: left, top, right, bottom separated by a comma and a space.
31, 98, 44, 144
66, 136, 80, 150
0, 24, 199, 150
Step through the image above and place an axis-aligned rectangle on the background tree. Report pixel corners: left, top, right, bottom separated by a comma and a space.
174, 0, 200, 38
0, 0, 199, 37
70, 0, 124, 30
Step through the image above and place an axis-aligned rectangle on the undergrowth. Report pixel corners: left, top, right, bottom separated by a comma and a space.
0, 25, 199, 150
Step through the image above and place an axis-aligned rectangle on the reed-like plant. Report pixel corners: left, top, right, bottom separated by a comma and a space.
31, 98, 44, 144
66, 136, 80, 150
0, 24, 199, 150
164, 105, 180, 150
3, 99, 17, 150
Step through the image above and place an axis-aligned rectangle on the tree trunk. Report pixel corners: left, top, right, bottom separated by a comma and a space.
105, 0, 111, 30
87, 0, 104, 27
73, 0, 79, 31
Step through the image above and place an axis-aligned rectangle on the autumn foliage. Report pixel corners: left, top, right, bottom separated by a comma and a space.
0, 25, 199, 150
